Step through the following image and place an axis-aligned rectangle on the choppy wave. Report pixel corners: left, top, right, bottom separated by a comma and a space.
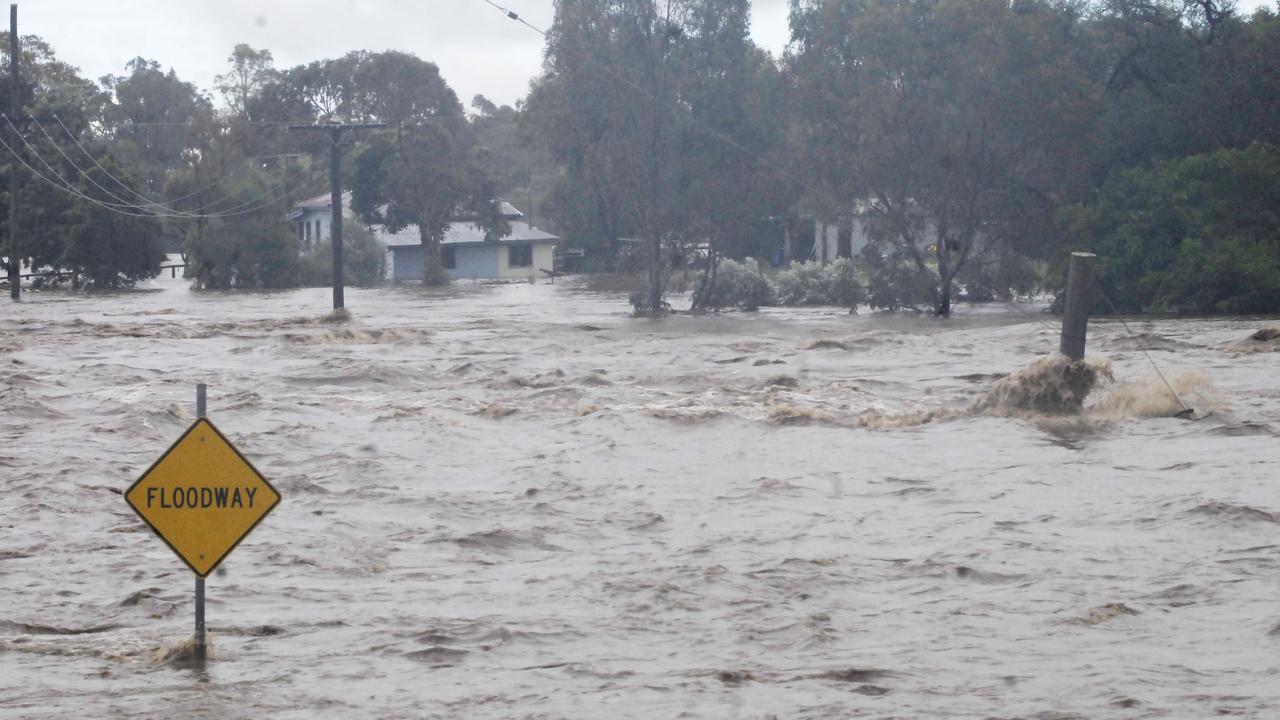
1, 280, 1275, 718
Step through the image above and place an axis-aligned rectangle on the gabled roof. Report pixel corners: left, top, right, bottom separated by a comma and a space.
291, 194, 525, 222
379, 220, 559, 248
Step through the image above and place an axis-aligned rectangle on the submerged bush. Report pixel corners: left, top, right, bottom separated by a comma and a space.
301, 222, 388, 288
773, 259, 864, 309
695, 258, 864, 311
696, 258, 773, 311
862, 254, 937, 311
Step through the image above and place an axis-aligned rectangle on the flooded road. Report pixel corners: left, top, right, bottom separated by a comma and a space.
1, 274, 1278, 718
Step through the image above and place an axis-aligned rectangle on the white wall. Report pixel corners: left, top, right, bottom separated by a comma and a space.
498, 243, 556, 280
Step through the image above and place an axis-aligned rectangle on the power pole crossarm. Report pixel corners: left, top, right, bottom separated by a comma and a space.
288, 122, 385, 310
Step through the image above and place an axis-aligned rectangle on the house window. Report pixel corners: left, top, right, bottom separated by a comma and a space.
305, 221, 312, 247
508, 244, 532, 268
442, 245, 457, 270
316, 220, 323, 242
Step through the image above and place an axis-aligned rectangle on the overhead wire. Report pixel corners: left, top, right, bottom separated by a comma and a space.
29, 115, 198, 216
50, 114, 324, 215
473, 0, 815, 195
0, 118, 328, 219
53, 113, 251, 212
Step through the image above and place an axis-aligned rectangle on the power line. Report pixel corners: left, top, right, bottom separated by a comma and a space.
0, 122, 326, 219
49, 114, 322, 216
54, 114, 234, 212
30, 115, 193, 216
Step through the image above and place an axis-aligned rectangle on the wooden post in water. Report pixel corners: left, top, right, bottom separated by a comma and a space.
194, 383, 207, 660
1060, 252, 1097, 361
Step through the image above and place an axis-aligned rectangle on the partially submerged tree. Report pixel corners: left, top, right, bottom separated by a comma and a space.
348, 53, 503, 285
788, 0, 1100, 314
529, 0, 794, 313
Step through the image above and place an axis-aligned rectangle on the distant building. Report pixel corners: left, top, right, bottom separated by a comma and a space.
381, 202, 560, 282
287, 192, 354, 252
288, 195, 560, 282
787, 200, 980, 264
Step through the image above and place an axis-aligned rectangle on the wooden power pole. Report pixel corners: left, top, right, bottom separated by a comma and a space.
1059, 252, 1097, 361
289, 122, 384, 310
7, 3, 19, 301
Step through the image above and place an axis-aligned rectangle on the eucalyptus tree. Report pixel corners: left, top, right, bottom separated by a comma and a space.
348, 52, 502, 285
529, 0, 792, 313
215, 44, 277, 121
788, 0, 1101, 315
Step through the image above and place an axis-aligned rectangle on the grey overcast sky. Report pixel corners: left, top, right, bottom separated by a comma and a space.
21, 0, 1275, 110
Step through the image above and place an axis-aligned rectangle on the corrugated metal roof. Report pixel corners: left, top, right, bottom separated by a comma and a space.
293, 195, 526, 221
379, 221, 559, 248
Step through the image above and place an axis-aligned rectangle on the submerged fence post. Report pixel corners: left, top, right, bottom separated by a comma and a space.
194, 382, 207, 660
1059, 252, 1097, 361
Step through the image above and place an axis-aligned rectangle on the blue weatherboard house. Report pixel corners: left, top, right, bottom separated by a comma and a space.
379, 202, 559, 282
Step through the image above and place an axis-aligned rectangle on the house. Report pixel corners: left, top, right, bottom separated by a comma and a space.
379, 202, 560, 283
288, 195, 560, 282
287, 192, 354, 252
786, 200, 981, 265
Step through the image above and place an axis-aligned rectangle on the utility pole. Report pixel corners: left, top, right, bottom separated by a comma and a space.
7, 3, 19, 301
1059, 252, 1097, 361
289, 122, 384, 310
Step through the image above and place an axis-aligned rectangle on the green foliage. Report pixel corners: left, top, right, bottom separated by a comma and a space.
863, 256, 938, 312
773, 259, 863, 309
528, 0, 795, 313
191, 213, 300, 290
1062, 143, 1280, 314
300, 221, 387, 288
695, 257, 774, 311
59, 160, 167, 288
789, 0, 1100, 315
694, 258, 864, 311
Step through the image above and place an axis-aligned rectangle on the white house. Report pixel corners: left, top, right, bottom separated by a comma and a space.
381, 202, 560, 282
288, 195, 560, 282
287, 192, 354, 252
788, 200, 981, 264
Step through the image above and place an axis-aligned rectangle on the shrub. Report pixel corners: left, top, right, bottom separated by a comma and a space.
864, 259, 936, 311
773, 259, 864, 309
696, 258, 774, 311
301, 222, 388, 288
192, 213, 300, 290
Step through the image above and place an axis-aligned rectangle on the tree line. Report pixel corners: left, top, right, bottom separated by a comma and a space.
1, 0, 1277, 315
529, 0, 1280, 315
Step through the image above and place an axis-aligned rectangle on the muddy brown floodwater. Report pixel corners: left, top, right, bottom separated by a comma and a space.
1, 273, 1278, 719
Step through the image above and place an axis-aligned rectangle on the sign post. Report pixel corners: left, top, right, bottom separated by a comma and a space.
126, 383, 281, 660
195, 383, 207, 659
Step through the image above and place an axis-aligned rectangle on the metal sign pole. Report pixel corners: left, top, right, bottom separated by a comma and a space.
194, 383, 207, 659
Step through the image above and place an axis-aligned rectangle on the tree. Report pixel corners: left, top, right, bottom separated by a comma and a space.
529, 0, 794, 312
528, 0, 681, 309
101, 58, 213, 194
61, 159, 166, 288
353, 122, 500, 285
215, 44, 276, 120
301, 220, 387, 287
1062, 142, 1280, 314
348, 52, 502, 286
788, 0, 1101, 315
674, 0, 797, 311
0, 34, 114, 283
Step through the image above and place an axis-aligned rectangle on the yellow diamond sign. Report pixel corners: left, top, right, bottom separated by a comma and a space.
126, 418, 281, 577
